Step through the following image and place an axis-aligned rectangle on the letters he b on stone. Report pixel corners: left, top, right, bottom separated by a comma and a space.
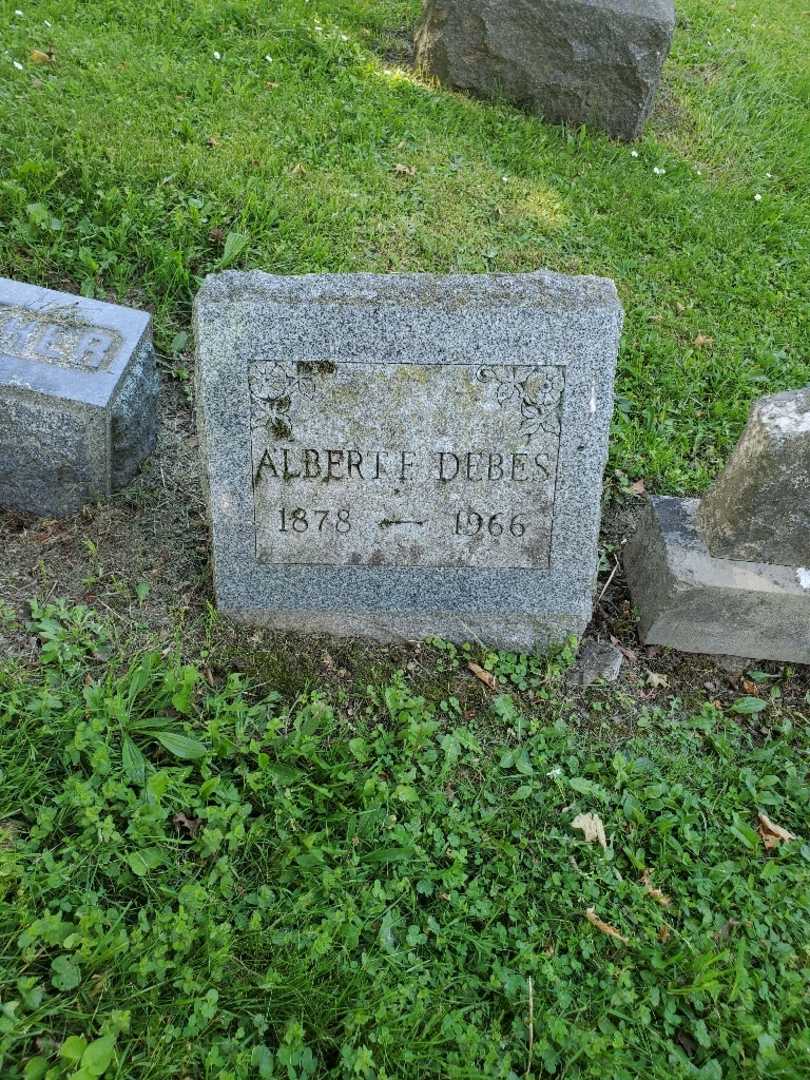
0, 278, 159, 517
195, 270, 623, 650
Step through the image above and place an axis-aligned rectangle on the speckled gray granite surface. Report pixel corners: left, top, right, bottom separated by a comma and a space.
0, 278, 158, 516
195, 271, 623, 649
699, 387, 810, 567
625, 496, 810, 663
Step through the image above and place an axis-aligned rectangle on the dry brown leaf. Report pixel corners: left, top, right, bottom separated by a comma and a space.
290, 162, 307, 177
641, 869, 672, 907
610, 635, 638, 664
393, 162, 416, 177
31, 48, 54, 64
0, 819, 24, 849
693, 333, 714, 348
173, 812, 202, 837
571, 812, 608, 849
658, 924, 671, 942
585, 907, 629, 944
713, 918, 739, 942
206, 135, 220, 148
757, 812, 797, 849
646, 671, 669, 689
741, 679, 759, 695
628, 478, 646, 496
468, 661, 497, 690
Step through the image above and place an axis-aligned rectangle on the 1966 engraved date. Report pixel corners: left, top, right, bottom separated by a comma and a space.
454, 511, 527, 538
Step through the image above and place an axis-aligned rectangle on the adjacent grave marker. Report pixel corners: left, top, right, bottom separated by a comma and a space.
195, 271, 622, 649
698, 387, 810, 567
415, 0, 676, 142
625, 387, 810, 664
0, 278, 158, 517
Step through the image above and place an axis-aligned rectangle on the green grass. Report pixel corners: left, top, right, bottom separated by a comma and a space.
2, 3, 810, 1076
0, 602, 808, 1078
1, 0, 809, 491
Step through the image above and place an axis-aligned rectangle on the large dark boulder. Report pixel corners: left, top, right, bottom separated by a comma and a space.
415, 0, 675, 141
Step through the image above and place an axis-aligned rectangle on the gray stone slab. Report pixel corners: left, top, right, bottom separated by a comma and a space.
0, 278, 159, 517
566, 641, 623, 687
699, 387, 810, 567
194, 271, 623, 649
414, 0, 675, 142
624, 496, 810, 664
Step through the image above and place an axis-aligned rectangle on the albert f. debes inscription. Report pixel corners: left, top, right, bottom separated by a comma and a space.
195, 272, 623, 650
250, 360, 564, 569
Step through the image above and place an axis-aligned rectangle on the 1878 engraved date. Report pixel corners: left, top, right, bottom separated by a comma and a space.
278, 507, 352, 534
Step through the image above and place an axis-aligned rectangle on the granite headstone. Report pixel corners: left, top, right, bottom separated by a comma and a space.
195, 271, 622, 650
0, 278, 158, 517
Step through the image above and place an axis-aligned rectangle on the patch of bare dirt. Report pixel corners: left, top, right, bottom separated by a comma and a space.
369, 26, 415, 67
0, 376, 209, 661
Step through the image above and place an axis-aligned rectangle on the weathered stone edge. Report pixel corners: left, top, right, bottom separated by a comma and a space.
193, 270, 622, 315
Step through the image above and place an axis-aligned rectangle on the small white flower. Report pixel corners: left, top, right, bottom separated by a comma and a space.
340, 33, 349, 41
696, 168, 702, 176
43, 18, 51, 27
264, 54, 272, 62
630, 149, 639, 158
754, 193, 762, 202
501, 175, 509, 182
766, 172, 773, 179
14, 9, 23, 15
546, 767, 563, 780
653, 166, 666, 176
213, 50, 221, 61
13, 60, 23, 70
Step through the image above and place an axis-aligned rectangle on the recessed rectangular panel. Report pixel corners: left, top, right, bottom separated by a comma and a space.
250, 360, 564, 569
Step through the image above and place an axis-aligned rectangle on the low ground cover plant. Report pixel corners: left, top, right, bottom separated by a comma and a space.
0, 603, 807, 1077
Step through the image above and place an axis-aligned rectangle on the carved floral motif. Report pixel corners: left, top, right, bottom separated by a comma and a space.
476, 365, 564, 444
249, 362, 319, 437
